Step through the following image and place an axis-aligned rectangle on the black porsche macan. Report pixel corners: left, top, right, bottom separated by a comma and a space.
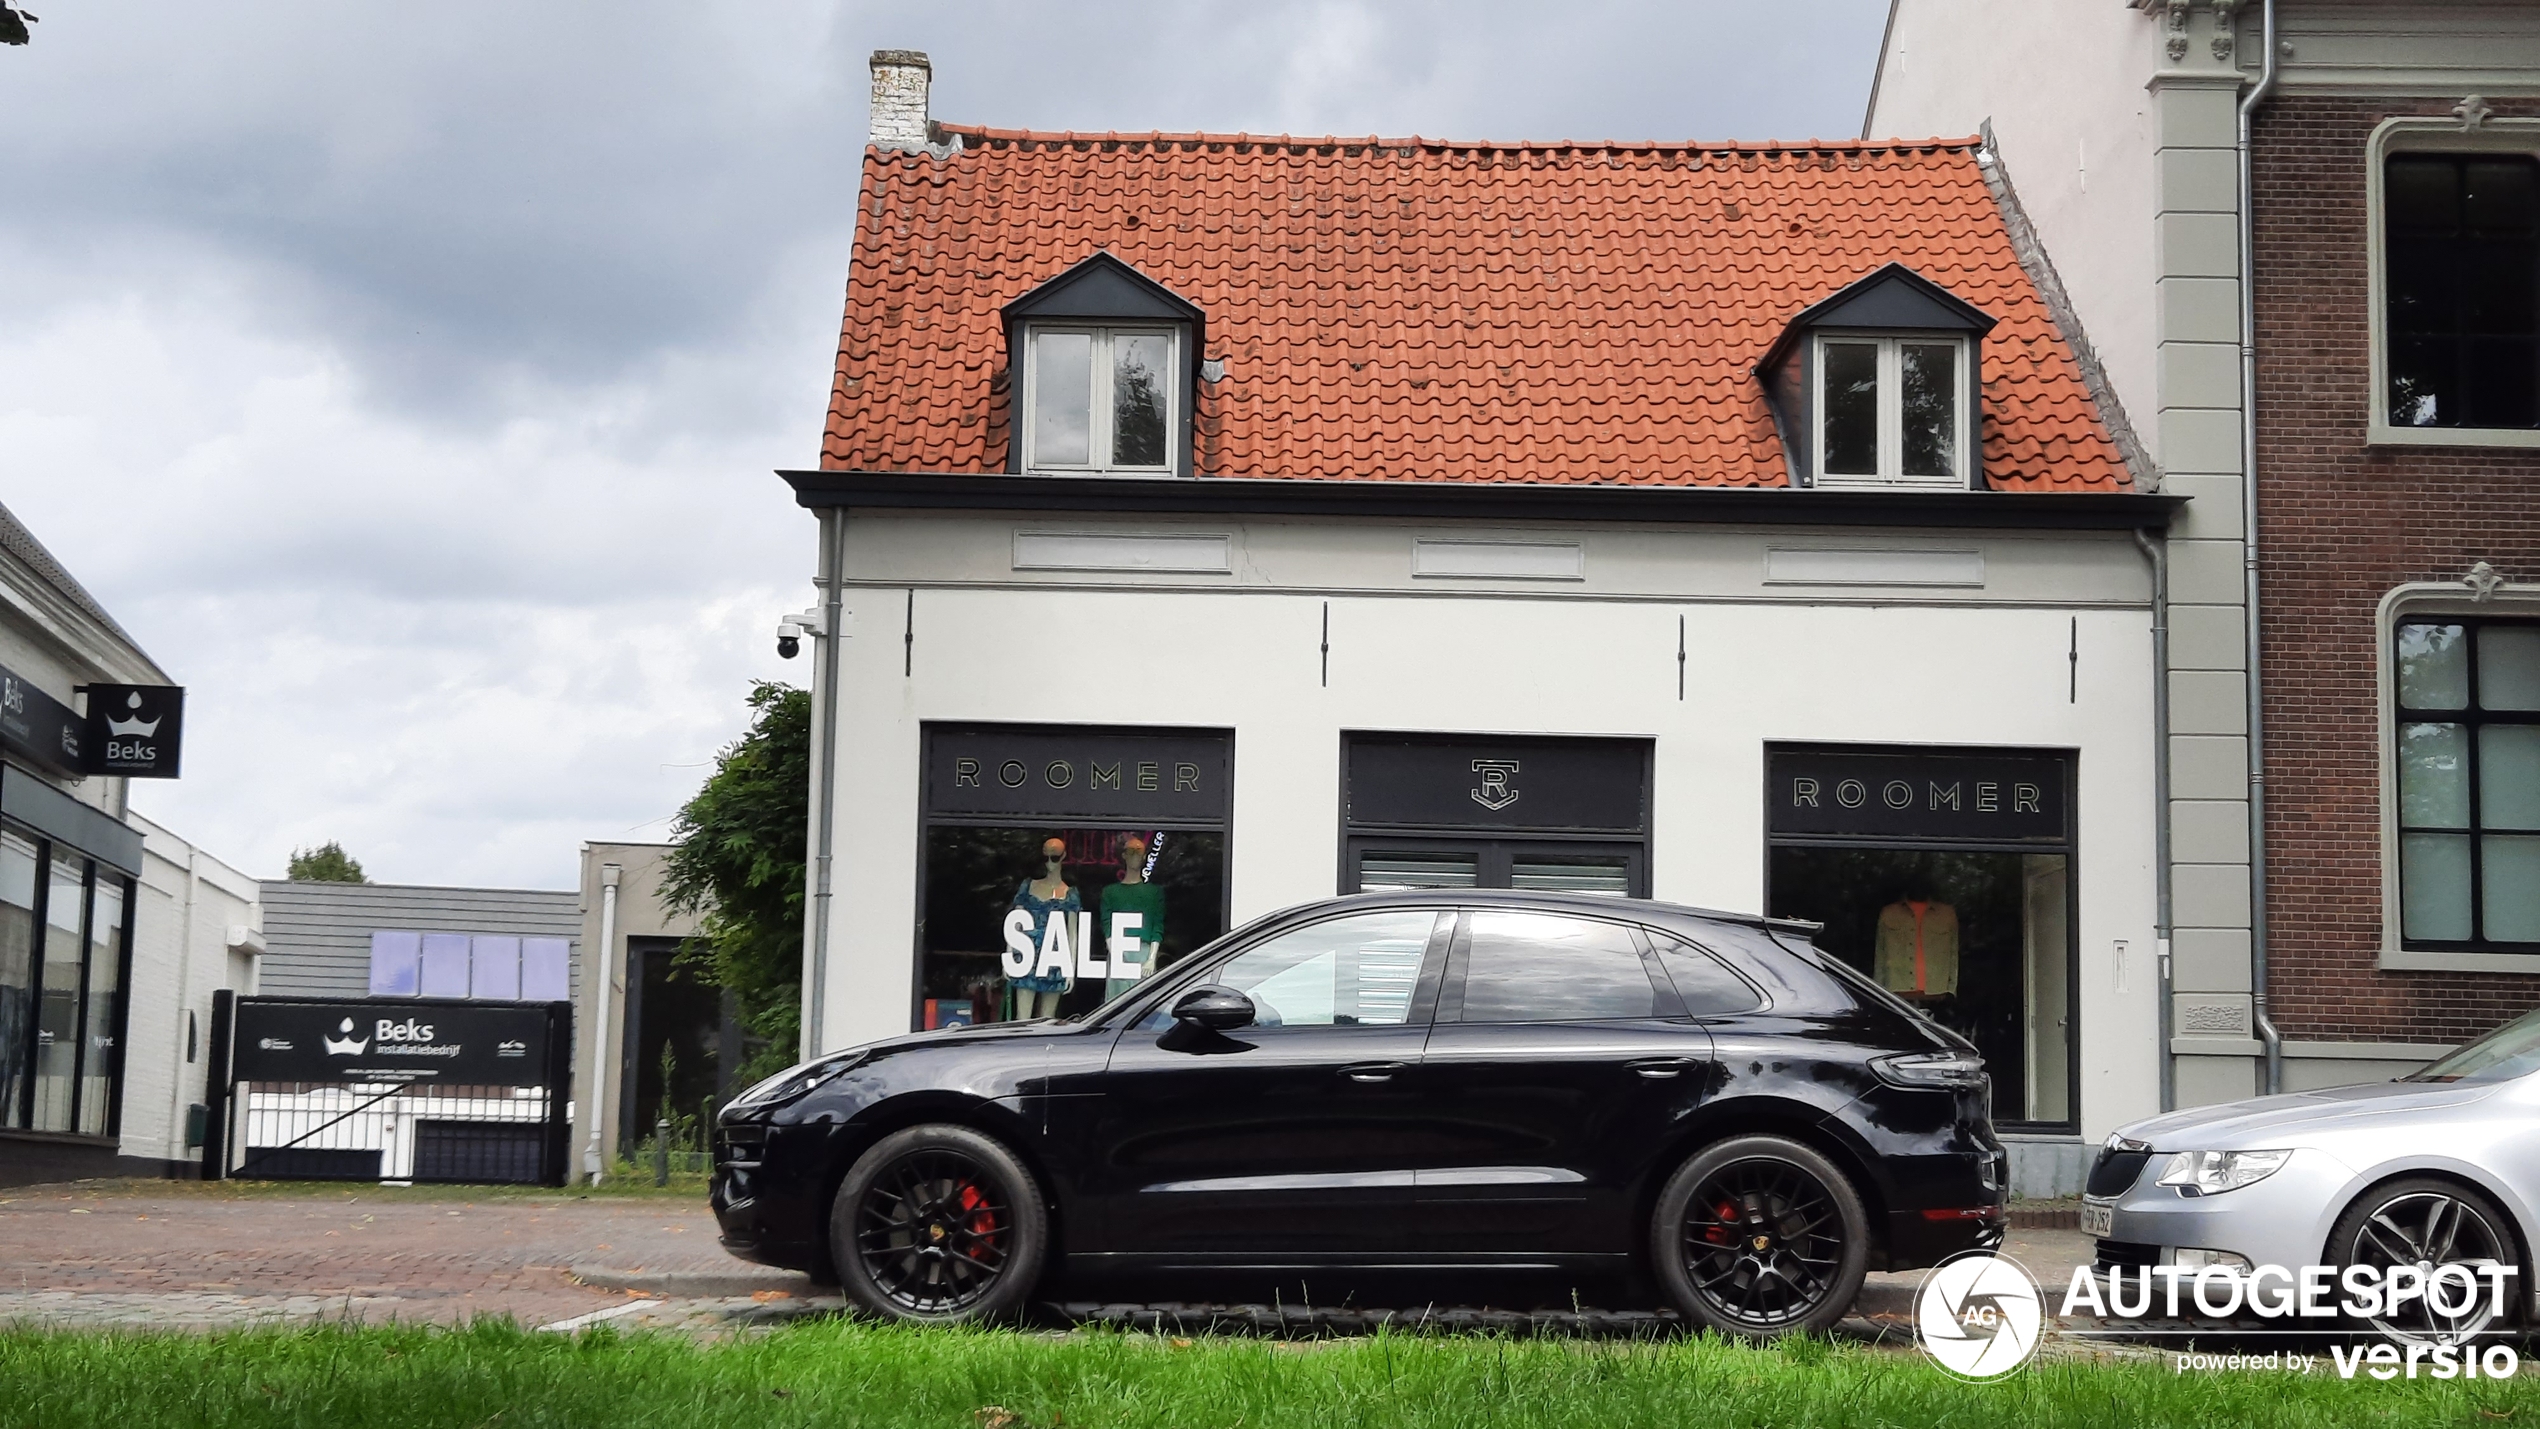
711, 890, 2007, 1334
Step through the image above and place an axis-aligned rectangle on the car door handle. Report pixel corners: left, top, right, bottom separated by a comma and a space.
1628, 1057, 1697, 1079
1341, 1061, 1407, 1083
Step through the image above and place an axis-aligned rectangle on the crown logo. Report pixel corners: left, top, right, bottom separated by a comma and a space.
322, 1017, 369, 1056
105, 690, 159, 737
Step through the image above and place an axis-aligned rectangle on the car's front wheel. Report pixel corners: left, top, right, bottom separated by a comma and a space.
2328, 1177, 2522, 1344
1652, 1134, 1869, 1337
829, 1124, 1047, 1323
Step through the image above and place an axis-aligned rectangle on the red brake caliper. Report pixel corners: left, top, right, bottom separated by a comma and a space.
959, 1183, 1000, 1251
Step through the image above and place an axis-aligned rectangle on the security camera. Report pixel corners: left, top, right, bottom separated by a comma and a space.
776, 609, 827, 660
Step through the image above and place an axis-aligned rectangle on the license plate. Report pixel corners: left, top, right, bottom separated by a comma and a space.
2080, 1197, 2115, 1238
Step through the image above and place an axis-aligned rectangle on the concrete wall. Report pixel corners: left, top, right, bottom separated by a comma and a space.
118, 815, 260, 1172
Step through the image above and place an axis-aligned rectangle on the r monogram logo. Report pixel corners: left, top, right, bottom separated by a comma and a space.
1470, 759, 1521, 811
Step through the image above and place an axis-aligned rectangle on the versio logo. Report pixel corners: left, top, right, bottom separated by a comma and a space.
1916, 1251, 2044, 1380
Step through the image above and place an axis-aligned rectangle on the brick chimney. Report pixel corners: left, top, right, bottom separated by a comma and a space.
868, 49, 933, 150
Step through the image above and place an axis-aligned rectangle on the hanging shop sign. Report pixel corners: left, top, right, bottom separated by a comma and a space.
922, 725, 1232, 824
232, 998, 554, 1084
1767, 745, 2070, 845
82, 683, 184, 779
1345, 733, 1650, 834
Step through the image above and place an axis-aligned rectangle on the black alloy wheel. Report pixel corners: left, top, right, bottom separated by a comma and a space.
2330, 1177, 2522, 1345
830, 1124, 1048, 1323
1653, 1134, 1869, 1337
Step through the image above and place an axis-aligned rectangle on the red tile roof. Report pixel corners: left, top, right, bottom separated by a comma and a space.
823, 130, 2131, 492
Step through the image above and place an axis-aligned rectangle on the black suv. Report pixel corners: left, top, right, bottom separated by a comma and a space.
711, 891, 2005, 1334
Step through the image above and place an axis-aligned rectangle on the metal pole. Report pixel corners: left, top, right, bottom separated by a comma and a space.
584, 864, 620, 1184
2135, 529, 2176, 1112
200, 988, 233, 1181
2238, 0, 2286, 1094
805, 506, 847, 1057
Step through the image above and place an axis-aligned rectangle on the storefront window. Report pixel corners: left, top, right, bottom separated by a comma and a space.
32, 852, 85, 1131
78, 876, 124, 1136
918, 726, 1234, 1031
1765, 746, 2076, 1129
0, 832, 34, 1126
1342, 735, 1652, 898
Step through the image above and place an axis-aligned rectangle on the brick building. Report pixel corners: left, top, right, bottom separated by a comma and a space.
1872, 0, 2540, 1101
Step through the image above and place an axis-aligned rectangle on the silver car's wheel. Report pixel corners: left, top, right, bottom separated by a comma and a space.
2328, 1178, 2521, 1344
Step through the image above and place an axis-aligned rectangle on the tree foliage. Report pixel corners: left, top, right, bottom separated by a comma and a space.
661, 681, 809, 1082
286, 841, 368, 883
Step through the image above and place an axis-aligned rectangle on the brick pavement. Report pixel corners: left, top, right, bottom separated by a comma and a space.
0, 1180, 809, 1329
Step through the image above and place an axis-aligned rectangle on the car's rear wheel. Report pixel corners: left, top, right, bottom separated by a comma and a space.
2328, 1177, 2521, 1344
829, 1124, 1047, 1323
1653, 1134, 1869, 1337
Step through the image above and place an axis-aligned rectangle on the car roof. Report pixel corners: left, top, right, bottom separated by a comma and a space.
1268, 887, 1824, 939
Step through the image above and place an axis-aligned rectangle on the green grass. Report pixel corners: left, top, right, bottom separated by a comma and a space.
1, 1319, 2527, 1428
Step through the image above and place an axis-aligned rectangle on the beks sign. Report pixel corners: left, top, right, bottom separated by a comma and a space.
0, 664, 184, 781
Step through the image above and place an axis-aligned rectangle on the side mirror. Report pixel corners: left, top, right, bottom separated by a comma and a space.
1171, 984, 1256, 1032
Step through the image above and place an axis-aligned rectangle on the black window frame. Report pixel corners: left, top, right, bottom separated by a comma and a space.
2383, 151, 2540, 433
2393, 614, 2540, 951
3, 823, 134, 1139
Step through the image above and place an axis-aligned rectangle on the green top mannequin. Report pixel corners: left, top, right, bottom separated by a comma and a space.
1100, 834, 1165, 1001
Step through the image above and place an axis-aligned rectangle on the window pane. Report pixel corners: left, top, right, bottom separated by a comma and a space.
2484, 835, 2540, 942
1900, 341, 1959, 478
0, 833, 35, 1128
1213, 911, 1437, 1028
2402, 832, 2474, 941
1110, 332, 1170, 467
78, 879, 122, 1136
1820, 341, 1879, 476
1509, 858, 1631, 896
1030, 331, 1093, 465
2398, 622, 2470, 709
2384, 155, 2540, 430
1358, 852, 1478, 891
32, 855, 82, 1132
2399, 722, 2471, 827
1652, 937, 1761, 1016
2480, 725, 2540, 830
2478, 625, 2540, 710
1458, 912, 1659, 1022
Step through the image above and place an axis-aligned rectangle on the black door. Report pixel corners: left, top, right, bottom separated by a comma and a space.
1410, 908, 1716, 1256
1079, 907, 1452, 1263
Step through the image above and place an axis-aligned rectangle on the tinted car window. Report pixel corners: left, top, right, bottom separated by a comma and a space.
1203, 910, 1439, 1028
1457, 911, 1661, 1022
1651, 936, 1763, 1016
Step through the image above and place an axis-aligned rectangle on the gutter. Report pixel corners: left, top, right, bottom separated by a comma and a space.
584, 861, 620, 1185
2239, 0, 2286, 1093
2134, 530, 2175, 1112
805, 507, 847, 1059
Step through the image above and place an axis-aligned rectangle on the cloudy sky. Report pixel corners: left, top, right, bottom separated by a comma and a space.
0, 0, 1888, 889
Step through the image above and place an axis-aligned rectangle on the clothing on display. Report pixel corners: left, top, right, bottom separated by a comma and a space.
1100, 877, 1165, 1001
1874, 898, 1959, 997
1008, 878, 1080, 995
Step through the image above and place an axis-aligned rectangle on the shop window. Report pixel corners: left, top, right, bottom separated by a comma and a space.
919, 726, 1233, 1032
1765, 746, 2074, 1129
2385, 154, 2540, 431
31, 852, 83, 1131
77, 877, 123, 1136
2394, 617, 2540, 947
1341, 734, 1652, 899
1453, 912, 1663, 1023
1196, 910, 1440, 1028
0, 832, 34, 1125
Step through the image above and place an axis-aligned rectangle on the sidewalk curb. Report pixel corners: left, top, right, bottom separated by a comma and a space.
570, 1265, 814, 1298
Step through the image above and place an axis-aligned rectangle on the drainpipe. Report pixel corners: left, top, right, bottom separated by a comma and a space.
804, 507, 846, 1059
2239, 0, 2285, 1094
584, 861, 620, 1185
2135, 529, 2176, 1112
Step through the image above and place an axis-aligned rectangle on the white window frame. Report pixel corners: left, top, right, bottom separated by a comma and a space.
2365, 116, 2540, 450
1018, 323, 1179, 474
2377, 577, 2540, 971
1810, 331, 1972, 490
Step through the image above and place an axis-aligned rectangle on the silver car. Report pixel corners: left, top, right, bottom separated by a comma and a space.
2086, 1009, 2540, 1340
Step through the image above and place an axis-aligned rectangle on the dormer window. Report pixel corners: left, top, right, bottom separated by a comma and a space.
1005, 252, 1206, 478
1757, 263, 1995, 492
1814, 333, 1970, 488
1024, 326, 1176, 471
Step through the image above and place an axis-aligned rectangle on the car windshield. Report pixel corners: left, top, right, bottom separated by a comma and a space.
2407, 1007, 2540, 1083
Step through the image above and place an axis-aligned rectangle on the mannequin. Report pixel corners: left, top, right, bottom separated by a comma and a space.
1100, 834, 1166, 1001
1007, 837, 1079, 1019
1874, 890, 1959, 1001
